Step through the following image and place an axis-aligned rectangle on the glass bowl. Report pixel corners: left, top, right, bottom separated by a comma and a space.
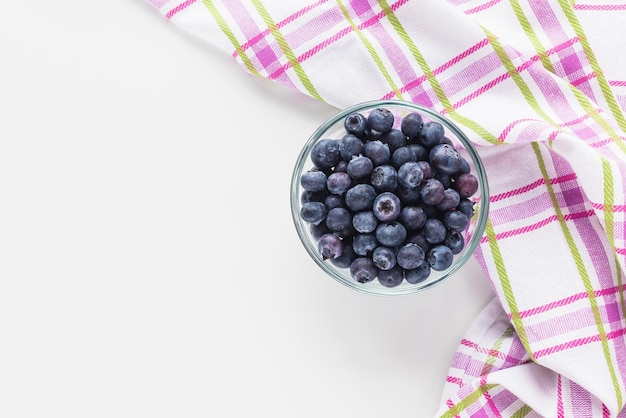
290, 100, 489, 296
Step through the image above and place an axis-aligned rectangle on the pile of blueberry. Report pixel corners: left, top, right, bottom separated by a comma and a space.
299, 107, 479, 288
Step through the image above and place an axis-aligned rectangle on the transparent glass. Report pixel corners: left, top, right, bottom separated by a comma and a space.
290, 100, 489, 296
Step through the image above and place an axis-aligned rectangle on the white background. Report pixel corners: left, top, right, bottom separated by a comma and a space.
0, 1, 495, 417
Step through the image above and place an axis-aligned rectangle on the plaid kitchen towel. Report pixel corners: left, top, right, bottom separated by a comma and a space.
146, 0, 626, 416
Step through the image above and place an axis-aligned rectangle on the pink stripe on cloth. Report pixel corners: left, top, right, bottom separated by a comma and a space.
165, 0, 195, 19
574, 4, 626, 11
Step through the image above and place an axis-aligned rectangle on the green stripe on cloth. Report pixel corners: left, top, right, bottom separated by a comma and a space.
602, 158, 626, 320
508, 0, 555, 74
483, 27, 558, 128
485, 217, 535, 360
200, 0, 260, 76
481, 324, 516, 376
375, 0, 500, 144
532, 142, 623, 406
250, 0, 324, 102
558, 0, 626, 132
440, 384, 499, 418
510, 404, 533, 418
335, 0, 404, 100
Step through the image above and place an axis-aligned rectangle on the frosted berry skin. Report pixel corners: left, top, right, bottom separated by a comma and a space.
296, 104, 484, 289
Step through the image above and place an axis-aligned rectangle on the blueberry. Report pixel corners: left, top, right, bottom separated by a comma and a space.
327, 172, 352, 195
318, 233, 343, 260
344, 113, 369, 138
339, 134, 364, 161
396, 243, 425, 270
435, 172, 452, 189
427, 245, 454, 271
405, 262, 431, 284
375, 221, 407, 247
399, 206, 427, 230
420, 178, 445, 205
391, 146, 416, 169
326, 207, 353, 235
401, 112, 423, 139
429, 143, 463, 175
454, 173, 479, 198
398, 161, 424, 189
331, 237, 357, 268
300, 201, 327, 224
324, 194, 344, 211
368, 108, 394, 132
443, 210, 469, 232
311, 138, 341, 169
417, 161, 433, 179
457, 198, 475, 219
396, 185, 421, 205
444, 231, 465, 255
372, 246, 397, 271
380, 129, 407, 152
370, 165, 398, 192
301, 189, 328, 204
363, 140, 391, 166
353, 233, 378, 256
458, 157, 471, 175
373, 192, 401, 222
418, 121, 445, 148
423, 218, 446, 244
408, 144, 428, 161
436, 188, 461, 211
345, 184, 377, 211
300, 170, 328, 192
346, 156, 374, 179
334, 160, 348, 173
377, 265, 404, 288
350, 257, 378, 283
352, 210, 378, 234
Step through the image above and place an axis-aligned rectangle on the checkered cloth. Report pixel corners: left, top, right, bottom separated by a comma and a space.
146, 1, 626, 416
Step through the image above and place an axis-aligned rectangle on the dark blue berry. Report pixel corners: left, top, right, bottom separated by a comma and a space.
300, 201, 327, 225
370, 165, 398, 192
375, 221, 407, 247
331, 238, 357, 268
398, 161, 424, 189
301, 190, 328, 204
372, 246, 397, 271
353, 233, 378, 256
420, 178, 445, 205
408, 144, 428, 161
373, 192, 401, 222
327, 172, 352, 195
399, 206, 427, 230
310, 222, 330, 241
435, 172, 453, 189
350, 257, 378, 283
391, 146, 416, 169
345, 184, 377, 211
318, 233, 343, 260
458, 157, 471, 175
377, 265, 404, 288
444, 231, 465, 255
436, 188, 461, 211
427, 245, 454, 271
326, 207, 353, 235
339, 134, 363, 161
396, 185, 421, 205
352, 210, 378, 234
429, 143, 463, 175
401, 112, 423, 138
363, 140, 391, 166
423, 218, 446, 244
417, 161, 433, 179
324, 194, 344, 211
380, 128, 407, 152
418, 121, 444, 148
396, 243, 425, 270
457, 198, 475, 220
405, 262, 431, 284
344, 113, 369, 138
300, 170, 328, 192
334, 160, 348, 173
443, 210, 469, 232
406, 231, 430, 253
346, 156, 374, 179
368, 108, 394, 132
311, 139, 341, 169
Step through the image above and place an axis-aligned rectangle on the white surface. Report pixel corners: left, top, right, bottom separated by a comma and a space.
0, 1, 495, 417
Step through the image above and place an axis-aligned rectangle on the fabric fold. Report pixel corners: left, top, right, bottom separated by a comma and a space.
146, 1, 626, 416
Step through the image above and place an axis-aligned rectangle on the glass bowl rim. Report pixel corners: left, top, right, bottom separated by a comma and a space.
290, 99, 490, 296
